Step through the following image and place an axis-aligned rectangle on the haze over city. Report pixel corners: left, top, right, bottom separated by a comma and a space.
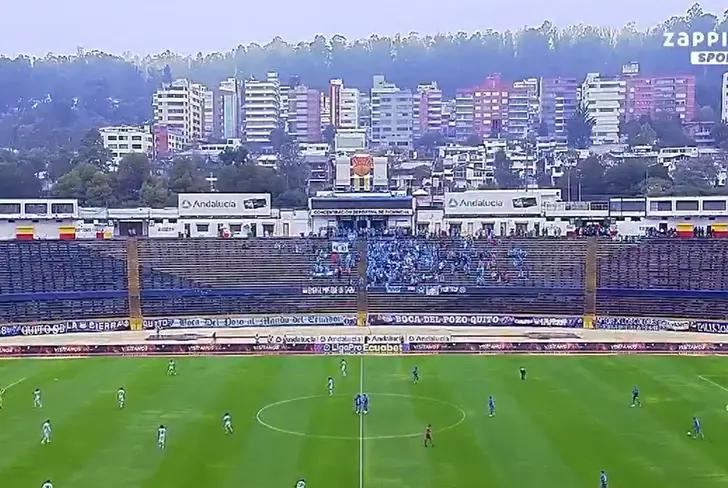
3, 0, 727, 56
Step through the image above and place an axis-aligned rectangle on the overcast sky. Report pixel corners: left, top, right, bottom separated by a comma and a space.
3, 0, 724, 57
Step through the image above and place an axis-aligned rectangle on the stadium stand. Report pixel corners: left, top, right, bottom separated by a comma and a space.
2, 236, 728, 324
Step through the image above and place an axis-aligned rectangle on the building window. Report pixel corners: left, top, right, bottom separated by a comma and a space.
675, 200, 699, 211
25, 203, 48, 215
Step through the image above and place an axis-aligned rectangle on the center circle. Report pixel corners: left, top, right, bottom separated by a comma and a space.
256, 392, 466, 440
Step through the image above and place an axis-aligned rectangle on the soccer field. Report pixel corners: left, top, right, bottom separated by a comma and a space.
1, 355, 728, 487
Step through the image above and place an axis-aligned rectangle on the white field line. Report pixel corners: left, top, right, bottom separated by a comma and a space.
1, 376, 26, 393
698, 375, 728, 393
359, 355, 364, 488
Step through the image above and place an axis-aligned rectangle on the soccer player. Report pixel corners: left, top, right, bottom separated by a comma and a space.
41, 481, 53, 488
41, 419, 52, 445
424, 424, 433, 447
631, 386, 641, 407
118, 387, 126, 409
519, 367, 527, 380
692, 416, 704, 439
167, 360, 177, 376
158, 424, 167, 449
295, 480, 306, 488
488, 395, 495, 417
600, 470, 608, 488
33, 388, 42, 408
412, 366, 419, 384
354, 394, 361, 414
0, 388, 4, 409
328, 376, 335, 396
223, 412, 233, 434
362, 393, 369, 414
340, 359, 348, 377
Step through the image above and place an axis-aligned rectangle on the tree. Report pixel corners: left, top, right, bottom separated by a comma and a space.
415, 131, 446, 158
274, 189, 308, 208
632, 123, 657, 146
652, 116, 695, 148
53, 162, 116, 206
115, 153, 151, 204
671, 157, 718, 192
72, 129, 113, 170
140, 177, 169, 207
216, 163, 286, 195
602, 159, 649, 196
493, 150, 520, 188
566, 107, 594, 149
711, 122, 728, 150
577, 156, 605, 196
219, 146, 249, 165
322, 125, 336, 147
0, 160, 42, 198
167, 157, 208, 196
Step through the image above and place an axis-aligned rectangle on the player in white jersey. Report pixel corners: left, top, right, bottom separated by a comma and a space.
34, 388, 42, 408
157, 424, 167, 449
327, 376, 335, 396
117, 387, 126, 409
41, 419, 52, 444
340, 359, 347, 377
223, 412, 233, 434
167, 360, 176, 376
296, 480, 306, 488
41, 480, 53, 488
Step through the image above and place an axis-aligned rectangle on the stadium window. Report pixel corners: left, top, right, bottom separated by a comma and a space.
230, 224, 242, 232
675, 200, 699, 211
0, 203, 21, 214
196, 224, 209, 232
703, 200, 727, 211
650, 200, 672, 212
51, 203, 74, 214
24, 203, 47, 214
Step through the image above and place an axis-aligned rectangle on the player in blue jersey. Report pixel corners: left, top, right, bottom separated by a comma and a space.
362, 393, 369, 414
412, 366, 419, 384
600, 470, 608, 488
692, 416, 704, 439
631, 386, 641, 407
354, 394, 361, 414
488, 395, 495, 417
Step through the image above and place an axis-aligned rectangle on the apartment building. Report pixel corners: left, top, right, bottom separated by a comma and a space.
539, 77, 578, 139
288, 85, 322, 143
508, 78, 539, 139
413, 82, 443, 139
625, 75, 696, 122
152, 79, 206, 144
243, 71, 281, 144
581, 73, 626, 145
99, 125, 154, 162
370, 75, 413, 149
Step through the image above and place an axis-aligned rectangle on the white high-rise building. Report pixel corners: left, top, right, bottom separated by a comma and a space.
340, 88, 360, 129
370, 75, 413, 149
722, 72, 728, 123
243, 72, 281, 144
153, 79, 206, 144
279, 85, 291, 127
328, 79, 360, 130
203, 89, 218, 141
219, 77, 241, 139
581, 73, 626, 145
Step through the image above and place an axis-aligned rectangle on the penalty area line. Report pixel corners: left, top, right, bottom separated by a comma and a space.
698, 375, 728, 393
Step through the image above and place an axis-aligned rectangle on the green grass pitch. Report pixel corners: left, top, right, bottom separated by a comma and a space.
1, 354, 728, 487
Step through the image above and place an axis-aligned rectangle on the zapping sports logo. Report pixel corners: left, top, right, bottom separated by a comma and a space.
663, 31, 728, 65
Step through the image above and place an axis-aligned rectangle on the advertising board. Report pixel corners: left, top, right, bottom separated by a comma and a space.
444, 190, 558, 216
178, 193, 271, 217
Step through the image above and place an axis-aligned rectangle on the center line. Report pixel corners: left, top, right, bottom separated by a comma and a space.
698, 375, 728, 393
359, 355, 364, 488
